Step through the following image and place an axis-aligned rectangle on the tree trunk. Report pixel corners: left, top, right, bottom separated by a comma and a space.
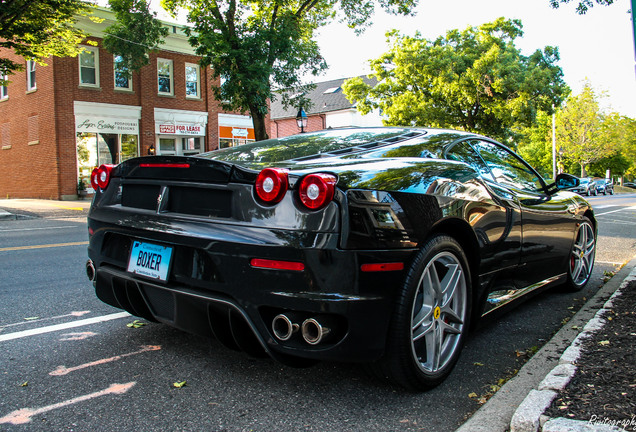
580, 164, 587, 178
250, 109, 270, 141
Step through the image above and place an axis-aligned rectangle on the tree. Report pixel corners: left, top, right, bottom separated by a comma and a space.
0, 0, 90, 85
555, 83, 616, 177
548, 0, 614, 14
516, 111, 554, 178
161, 0, 418, 140
343, 18, 569, 143
102, 0, 169, 74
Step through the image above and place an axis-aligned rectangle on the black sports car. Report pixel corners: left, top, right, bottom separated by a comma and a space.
86, 127, 596, 390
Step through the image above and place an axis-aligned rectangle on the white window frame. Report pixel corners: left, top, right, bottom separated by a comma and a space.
78, 46, 100, 88
26, 60, 36, 91
113, 55, 132, 91
157, 58, 173, 96
185, 63, 200, 99
1, 75, 8, 100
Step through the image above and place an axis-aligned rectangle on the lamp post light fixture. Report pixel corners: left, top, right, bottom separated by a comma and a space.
148, 144, 156, 156
296, 107, 308, 133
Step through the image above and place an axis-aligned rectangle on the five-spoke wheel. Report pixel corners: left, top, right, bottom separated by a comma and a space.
566, 217, 596, 291
377, 235, 471, 390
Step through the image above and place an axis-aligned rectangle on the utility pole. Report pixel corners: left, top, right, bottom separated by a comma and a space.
552, 106, 557, 180
632, 0, 636, 78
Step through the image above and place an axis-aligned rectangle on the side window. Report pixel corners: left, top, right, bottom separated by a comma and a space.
472, 140, 544, 192
446, 141, 495, 181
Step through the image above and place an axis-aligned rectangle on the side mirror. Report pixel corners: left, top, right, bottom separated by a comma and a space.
555, 173, 579, 190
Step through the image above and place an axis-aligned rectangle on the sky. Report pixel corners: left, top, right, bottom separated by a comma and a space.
310, 0, 636, 118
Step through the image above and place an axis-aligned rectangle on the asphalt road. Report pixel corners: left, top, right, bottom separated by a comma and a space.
0, 195, 635, 432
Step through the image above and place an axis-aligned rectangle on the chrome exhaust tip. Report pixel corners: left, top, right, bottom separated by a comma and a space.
272, 314, 299, 341
301, 318, 331, 345
86, 259, 96, 282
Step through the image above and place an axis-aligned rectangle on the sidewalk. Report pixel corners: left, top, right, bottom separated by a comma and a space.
457, 256, 636, 432
0, 198, 90, 220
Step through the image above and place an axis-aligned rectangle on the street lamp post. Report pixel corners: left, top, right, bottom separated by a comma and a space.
296, 107, 308, 133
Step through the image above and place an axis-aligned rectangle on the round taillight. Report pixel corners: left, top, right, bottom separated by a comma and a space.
90, 167, 100, 190
255, 168, 288, 204
95, 164, 115, 190
298, 173, 337, 210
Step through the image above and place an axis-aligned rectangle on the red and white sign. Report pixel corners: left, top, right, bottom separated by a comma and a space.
158, 123, 204, 136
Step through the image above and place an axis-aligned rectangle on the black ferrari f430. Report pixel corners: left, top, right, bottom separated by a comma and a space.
86, 127, 596, 390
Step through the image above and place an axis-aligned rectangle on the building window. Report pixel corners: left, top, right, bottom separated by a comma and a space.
157, 58, 173, 95
1, 75, 7, 100
114, 55, 132, 91
185, 63, 200, 99
79, 46, 99, 87
26, 61, 36, 91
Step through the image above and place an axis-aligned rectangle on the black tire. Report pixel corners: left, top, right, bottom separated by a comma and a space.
564, 217, 596, 291
374, 235, 472, 390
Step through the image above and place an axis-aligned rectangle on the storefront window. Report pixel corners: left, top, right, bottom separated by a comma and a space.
157, 137, 204, 155
159, 138, 176, 155
219, 138, 251, 149
77, 132, 139, 190
120, 135, 139, 161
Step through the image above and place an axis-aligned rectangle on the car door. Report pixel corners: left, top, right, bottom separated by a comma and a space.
470, 140, 578, 289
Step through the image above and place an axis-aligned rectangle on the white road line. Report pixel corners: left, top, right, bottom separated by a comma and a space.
595, 205, 636, 217
0, 312, 131, 342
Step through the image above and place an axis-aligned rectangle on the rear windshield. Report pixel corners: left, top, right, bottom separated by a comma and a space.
200, 128, 415, 163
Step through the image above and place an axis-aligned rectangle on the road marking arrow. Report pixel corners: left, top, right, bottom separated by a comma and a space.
0, 382, 136, 425
50, 345, 161, 376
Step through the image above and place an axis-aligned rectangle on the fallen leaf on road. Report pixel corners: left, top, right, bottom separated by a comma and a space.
127, 320, 147, 329
173, 381, 187, 388
598, 340, 610, 346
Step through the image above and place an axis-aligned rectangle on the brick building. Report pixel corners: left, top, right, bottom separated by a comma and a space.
269, 76, 382, 138
0, 6, 256, 199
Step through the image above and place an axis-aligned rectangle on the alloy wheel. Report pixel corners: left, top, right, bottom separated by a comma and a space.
570, 221, 595, 287
410, 251, 467, 374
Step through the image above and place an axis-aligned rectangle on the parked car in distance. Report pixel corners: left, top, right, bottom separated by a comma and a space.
623, 182, 636, 189
86, 127, 597, 391
564, 177, 597, 196
595, 179, 614, 195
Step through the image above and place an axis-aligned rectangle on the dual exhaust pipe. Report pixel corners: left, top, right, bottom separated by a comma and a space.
272, 314, 331, 345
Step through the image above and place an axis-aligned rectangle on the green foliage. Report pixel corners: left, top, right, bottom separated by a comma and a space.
556, 83, 616, 177
343, 18, 569, 143
161, 0, 418, 140
516, 111, 554, 178
548, 0, 614, 14
0, 0, 90, 85
102, 0, 169, 73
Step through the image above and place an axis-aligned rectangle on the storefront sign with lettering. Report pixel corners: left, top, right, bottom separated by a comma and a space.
75, 116, 139, 134
158, 124, 204, 136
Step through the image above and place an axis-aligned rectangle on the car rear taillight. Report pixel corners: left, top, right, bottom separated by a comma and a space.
298, 173, 337, 210
91, 164, 115, 191
255, 168, 289, 204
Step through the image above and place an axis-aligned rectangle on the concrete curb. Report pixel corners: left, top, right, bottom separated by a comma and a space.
456, 256, 636, 432
510, 263, 636, 432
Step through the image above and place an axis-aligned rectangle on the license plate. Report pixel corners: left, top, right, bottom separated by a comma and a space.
127, 241, 173, 281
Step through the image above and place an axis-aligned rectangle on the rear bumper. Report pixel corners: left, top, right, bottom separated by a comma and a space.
87, 216, 416, 363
